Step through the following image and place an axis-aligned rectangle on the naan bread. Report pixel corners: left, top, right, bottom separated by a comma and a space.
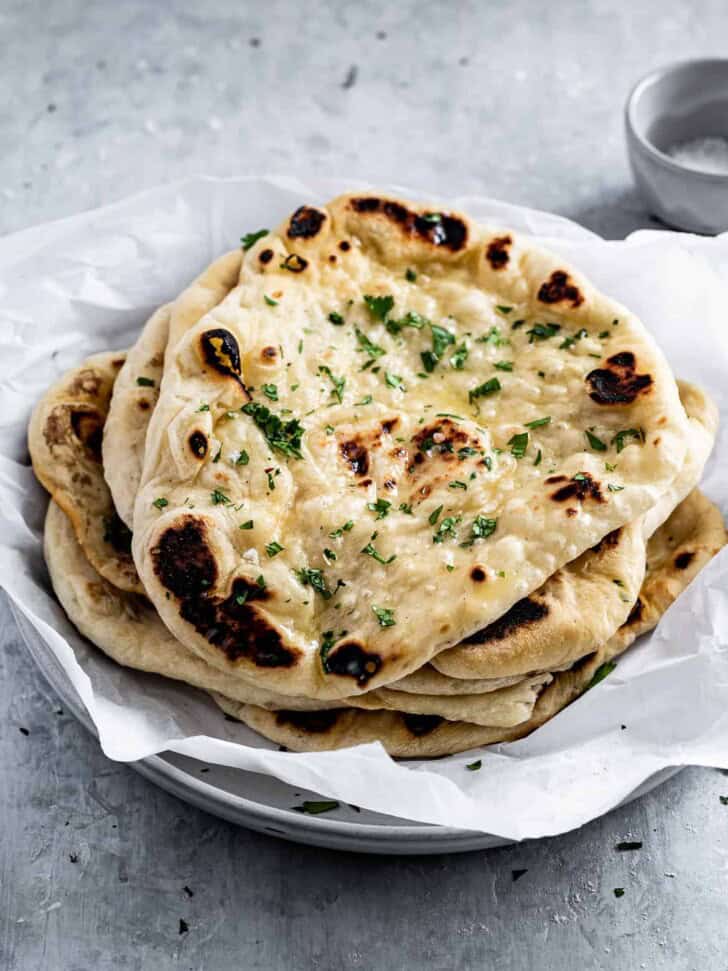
28, 351, 142, 594
45, 500, 547, 727
103, 250, 244, 528
103, 304, 170, 528
216, 489, 726, 756
132, 193, 689, 700
430, 379, 717, 680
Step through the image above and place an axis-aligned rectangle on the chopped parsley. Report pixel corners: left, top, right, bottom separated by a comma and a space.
354, 326, 386, 359
264, 295, 278, 306
559, 327, 588, 350
385, 310, 428, 335
372, 605, 396, 627
466, 759, 482, 771
586, 660, 616, 690
613, 888, 625, 899
241, 228, 269, 250
329, 520, 354, 538
265, 468, 279, 491
586, 429, 607, 452
494, 360, 513, 371
196, 403, 210, 412
328, 311, 344, 325
534, 449, 542, 466
431, 323, 456, 357
210, 489, 230, 505
471, 515, 497, 540
261, 383, 278, 401
428, 504, 443, 526
367, 498, 391, 520
433, 515, 461, 544
399, 502, 413, 515
526, 322, 561, 343
605, 461, 616, 472
355, 394, 373, 406
212, 445, 222, 463
524, 416, 551, 429
152, 497, 168, 509
361, 542, 396, 565
612, 428, 645, 453
449, 343, 469, 370
265, 541, 284, 558
235, 449, 250, 466
608, 483, 624, 492
385, 371, 406, 391
449, 480, 467, 490
242, 401, 304, 459
295, 567, 335, 599
421, 212, 442, 223
469, 377, 501, 403
364, 294, 394, 321
239, 520, 254, 530
508, 432, 529, 459
136, 376, 155, 387
323, 547, 337, 562
405, 267, 417, 282
476, 326, 507, 346
318, 365, 345, 403
495, 305, 512, 315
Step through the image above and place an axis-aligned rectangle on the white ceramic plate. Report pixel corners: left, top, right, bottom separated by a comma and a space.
11, 602, 680, 855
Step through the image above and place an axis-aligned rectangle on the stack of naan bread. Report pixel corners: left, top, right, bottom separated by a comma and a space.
30, 193, 727, 757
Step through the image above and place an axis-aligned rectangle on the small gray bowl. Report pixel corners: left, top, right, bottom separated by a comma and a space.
626, 58, 728, 234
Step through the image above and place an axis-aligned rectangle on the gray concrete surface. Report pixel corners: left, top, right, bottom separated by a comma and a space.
2, 1, 728, 968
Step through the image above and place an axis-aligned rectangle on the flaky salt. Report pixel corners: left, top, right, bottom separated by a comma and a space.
666, 135, 728, 175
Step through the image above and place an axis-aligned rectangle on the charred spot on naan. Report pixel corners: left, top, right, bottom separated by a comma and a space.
591, 527, 622, 554
549, 472, 604, 504
287, 205, 327, 239
348, 196, 468, 251
402, 713, 444, 736
152, 517, 298, 668
188, 430, 208, 459
152, 517, 218, 598
44, 404, 103, 459
275, 709, 342, 733
485, 235, 512, 269
674, 550, 695, 570
586, 351, 653, 405
323, 640, 383, 687
464, 597, 549, 645
199, 328, 247, 390
537, 270, 584, 308
339, 419, 400, 478
408, 419, 484, 498
70, 409, 104, 460
102, 510, 133, 555
259, 248, 274, 265
281, 253, 308, 273
622, 597, 644, 627
470, 566, 487, 582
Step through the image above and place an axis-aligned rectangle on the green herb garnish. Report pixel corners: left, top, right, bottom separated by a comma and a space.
265, 541, 284, 558
433, 515, 461, 544
136, 376, 155, 387
210, 489, 230, 505
526, 322, 561, 343
586, 429, 607, 452
363, 294, 394, 321
428, 505, 443, 526
264, 295, 278, 306
405, 268, 417, 282
241, 228, 268, 250
494, 361, 513, 371
361, 542, 396, 565
239, 520, 254, 530
612, 428, 645, 453
235, 449, 250, 466
508, 432, 529, 459
319, 365, 345, 403
586, 660, 616, 690
355, 325, 386, 359
329, 520, 354, 538
466, 759, 482, 771
385, 371, 406, 391
152, 497, 168, 509
295, 567, 334, 599
328, 311, 344, 326
524, 416, 551, 429
372, 605, 396, 627
449, 343, 469, 370
367, 498, 391, 520
262, 383, 278, 401
242, 401, 304, 459
469, 377, 501, 403
292, 800, 340, 815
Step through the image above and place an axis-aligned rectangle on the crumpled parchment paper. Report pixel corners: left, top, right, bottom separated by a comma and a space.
2, 175, 727, 840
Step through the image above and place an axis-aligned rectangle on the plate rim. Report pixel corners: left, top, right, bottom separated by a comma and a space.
10, 600, 682, 854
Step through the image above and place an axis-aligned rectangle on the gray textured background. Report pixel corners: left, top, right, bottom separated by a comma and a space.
3, 1, 728, 969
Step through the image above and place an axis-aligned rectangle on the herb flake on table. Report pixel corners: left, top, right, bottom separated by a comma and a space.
292, 800, 340, 815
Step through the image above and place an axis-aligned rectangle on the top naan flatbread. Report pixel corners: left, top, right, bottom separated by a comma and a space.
132, 192, 688, 700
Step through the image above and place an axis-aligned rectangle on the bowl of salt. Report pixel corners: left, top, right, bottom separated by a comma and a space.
626, 59, 728, 234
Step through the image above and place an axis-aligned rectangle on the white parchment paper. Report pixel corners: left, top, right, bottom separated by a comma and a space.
2, 175, 728, 840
